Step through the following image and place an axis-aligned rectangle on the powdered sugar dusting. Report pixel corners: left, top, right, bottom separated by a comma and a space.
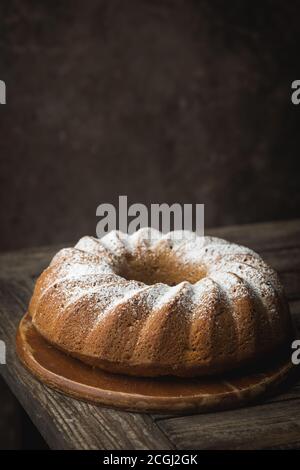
42, 229, 283, 313
33, 228, 287, 350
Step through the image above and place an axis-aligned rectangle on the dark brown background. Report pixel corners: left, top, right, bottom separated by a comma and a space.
0, 0, 299, 251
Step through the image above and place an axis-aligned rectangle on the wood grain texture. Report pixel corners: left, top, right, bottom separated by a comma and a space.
0, 219, 299, 449
156, 399, 300, 450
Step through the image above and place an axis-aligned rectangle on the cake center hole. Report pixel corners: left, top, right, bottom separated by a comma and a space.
118, 253, 206, 286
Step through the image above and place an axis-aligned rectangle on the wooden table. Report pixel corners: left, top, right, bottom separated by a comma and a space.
0, 219, 300, 450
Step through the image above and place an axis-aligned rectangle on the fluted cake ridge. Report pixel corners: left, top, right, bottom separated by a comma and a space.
28, 228, 292, 377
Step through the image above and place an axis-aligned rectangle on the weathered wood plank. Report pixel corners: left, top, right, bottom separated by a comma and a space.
0, 245, 64, 279
0, 277, 173, 450
156, 398, 300, 450
209, 219, 300, 251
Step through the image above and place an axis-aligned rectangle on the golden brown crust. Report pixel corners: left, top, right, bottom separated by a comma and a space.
28, 229, 293, 377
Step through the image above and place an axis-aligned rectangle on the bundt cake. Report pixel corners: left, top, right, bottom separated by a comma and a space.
28, 229, 293, 377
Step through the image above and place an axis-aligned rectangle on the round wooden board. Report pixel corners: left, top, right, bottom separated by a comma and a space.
16, 313, 296, 414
